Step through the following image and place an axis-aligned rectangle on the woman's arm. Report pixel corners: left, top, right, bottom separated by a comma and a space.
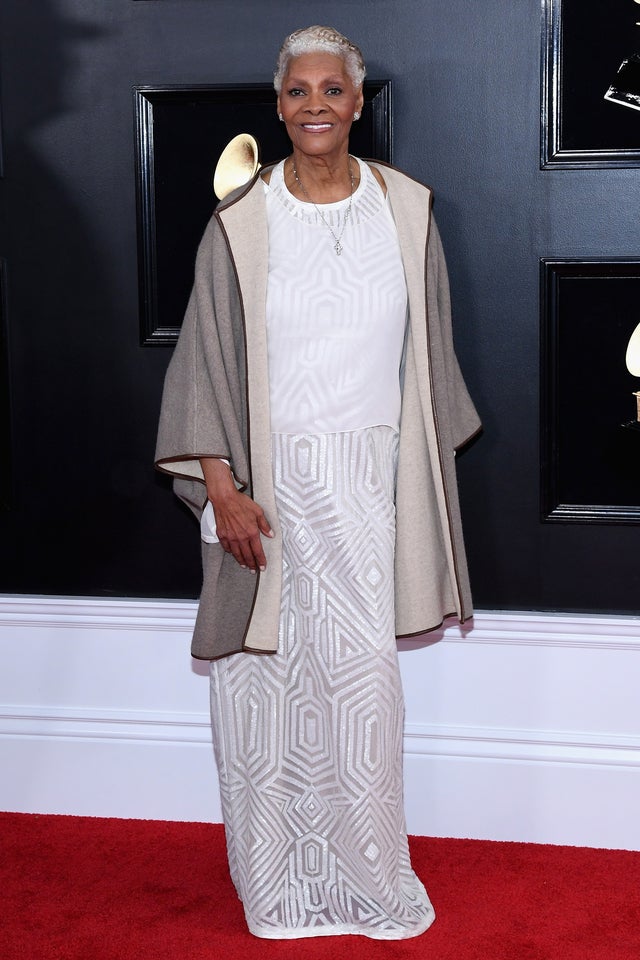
200, 457, 273, 572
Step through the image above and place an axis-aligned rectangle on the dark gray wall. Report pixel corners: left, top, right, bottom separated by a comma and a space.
1, 0, 639, 613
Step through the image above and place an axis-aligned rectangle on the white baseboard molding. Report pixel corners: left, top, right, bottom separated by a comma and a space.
1, 598, 639, 848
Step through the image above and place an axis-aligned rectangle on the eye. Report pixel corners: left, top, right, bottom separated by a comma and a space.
286, 87, 305, 97
326, 86, 343, 95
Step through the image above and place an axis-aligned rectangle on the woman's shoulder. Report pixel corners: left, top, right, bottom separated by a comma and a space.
215, 160, 281, 212
259, 159, 284, 188
365, 162, 387, 196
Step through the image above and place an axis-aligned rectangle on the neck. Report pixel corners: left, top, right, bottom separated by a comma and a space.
287, 151, 357, 203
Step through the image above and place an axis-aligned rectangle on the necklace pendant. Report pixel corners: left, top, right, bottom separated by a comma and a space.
334, 240, 343, 256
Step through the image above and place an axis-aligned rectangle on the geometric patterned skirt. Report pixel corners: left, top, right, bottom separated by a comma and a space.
209, 427, 435, 939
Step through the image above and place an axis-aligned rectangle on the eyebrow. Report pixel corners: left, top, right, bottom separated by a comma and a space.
284, 76, 347, 87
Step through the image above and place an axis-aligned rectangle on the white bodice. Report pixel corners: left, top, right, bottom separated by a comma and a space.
201, 160, 408, 544
265, 158, 408, 434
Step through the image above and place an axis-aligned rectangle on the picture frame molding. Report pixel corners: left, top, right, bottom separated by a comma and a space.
0, 258, 11, 510
540, 256, 640, 524
541, 0, 640, 169
134, 81, 392, 345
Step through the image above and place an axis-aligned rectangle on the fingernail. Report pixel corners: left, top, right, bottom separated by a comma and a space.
259, 565, 266, 572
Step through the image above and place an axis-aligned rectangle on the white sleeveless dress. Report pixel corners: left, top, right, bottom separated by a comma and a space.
209, 159, 435, 939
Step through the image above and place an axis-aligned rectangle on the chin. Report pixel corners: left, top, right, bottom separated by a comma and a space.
293, 134, 350, 157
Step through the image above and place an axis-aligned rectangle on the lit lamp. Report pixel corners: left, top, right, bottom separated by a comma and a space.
624, 321, 640, 432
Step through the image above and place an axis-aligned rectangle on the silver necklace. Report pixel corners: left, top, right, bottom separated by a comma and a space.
291, 157, 355, 256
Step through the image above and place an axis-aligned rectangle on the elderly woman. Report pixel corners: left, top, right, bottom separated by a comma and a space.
156, 25, 480, 940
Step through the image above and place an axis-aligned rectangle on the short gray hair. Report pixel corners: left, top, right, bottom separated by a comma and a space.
274, 25, 366, 94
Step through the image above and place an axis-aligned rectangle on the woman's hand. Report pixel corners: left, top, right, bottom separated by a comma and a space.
200, 458, 273, 572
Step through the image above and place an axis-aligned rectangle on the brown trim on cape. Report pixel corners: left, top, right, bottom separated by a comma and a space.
155, 455, 249, 493
192, 642, 277, 662
395, 609, 471, 640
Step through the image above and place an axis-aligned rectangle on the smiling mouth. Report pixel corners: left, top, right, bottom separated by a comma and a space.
300, 122, 333, 131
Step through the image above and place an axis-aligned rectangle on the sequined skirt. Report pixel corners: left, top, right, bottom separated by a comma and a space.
209, 426, 434, 939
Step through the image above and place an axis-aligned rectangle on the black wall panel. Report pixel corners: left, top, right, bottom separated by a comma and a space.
0, 0, 639, 614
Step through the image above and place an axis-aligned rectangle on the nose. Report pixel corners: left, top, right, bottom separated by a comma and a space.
305, 90, 327, 114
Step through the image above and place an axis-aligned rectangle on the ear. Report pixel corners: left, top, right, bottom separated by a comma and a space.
276, 96, 281, 117
355, 86, 364, 115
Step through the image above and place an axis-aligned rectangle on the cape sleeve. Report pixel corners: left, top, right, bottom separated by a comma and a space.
154, 213, 251, 515
427, 216, 481, 451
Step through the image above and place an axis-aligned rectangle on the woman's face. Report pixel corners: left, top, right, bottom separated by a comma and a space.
277, 52, 364, 162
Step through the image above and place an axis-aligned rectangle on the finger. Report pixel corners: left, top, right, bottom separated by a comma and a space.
257, 513, 274, 538
223, 527, 258, 571
230, 545, 249, 569
248, 534, 267, 572
218, 534, 248, 569
228, 528, 263, 572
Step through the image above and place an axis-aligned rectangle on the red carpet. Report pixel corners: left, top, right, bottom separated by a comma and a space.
2, 812, 639, 959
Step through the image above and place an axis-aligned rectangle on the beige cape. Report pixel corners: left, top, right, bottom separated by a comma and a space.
155, 161, 481, 659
